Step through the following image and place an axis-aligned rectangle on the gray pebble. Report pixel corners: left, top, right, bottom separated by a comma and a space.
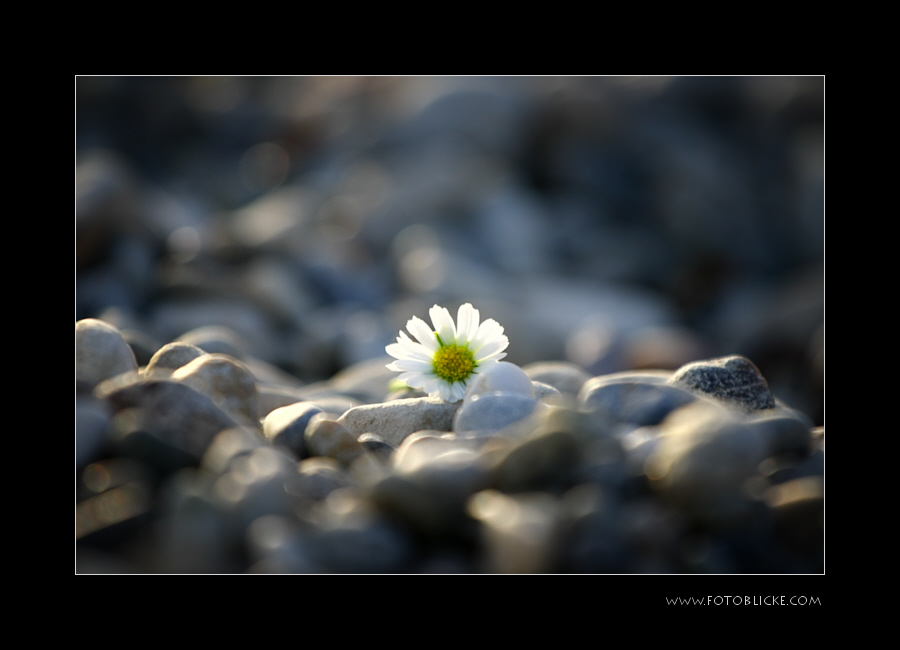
99, 376, 241, 459
263, 402, 324, 458
338, 397, 460, 447
172, 354, 259, 429
144, 342, 206, 375
305, 414, 368, 465
76, 318, 138, 389
578, 372, 697, 427
670, 355, 776, 411
453, 392, 537, 438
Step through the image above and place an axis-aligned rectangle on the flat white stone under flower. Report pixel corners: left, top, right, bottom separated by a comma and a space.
385, 303, 509, 402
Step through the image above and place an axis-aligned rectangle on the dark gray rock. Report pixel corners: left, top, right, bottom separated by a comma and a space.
578, 372, 698, 427
670, 355, 775, 411
263, 402, 324, 458
98, 376, 242, 460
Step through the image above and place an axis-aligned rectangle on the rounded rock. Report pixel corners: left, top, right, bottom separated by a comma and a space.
305, 415, 367, 465
670, 355, 776, 412
467, 362, 535, 399
172, 354, 259, 428
578, 373, 698, 427
76, 318, 139, 389
263, 402, 324, 458
453, 392, 537, 438
144, 341, 206, 375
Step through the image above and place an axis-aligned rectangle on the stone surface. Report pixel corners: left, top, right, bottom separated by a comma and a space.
263, 402, 324, 458
467, 362, 535, 399
305, 415, 368, 465
670, 355, 776, 412
171, 354, 259, 428
98, 376, 241, 460
144, 342, 206, 375
578, 372, 698, 427
338, 397, 461, 447
453, 393, 537, 438
76, 318, 139, 388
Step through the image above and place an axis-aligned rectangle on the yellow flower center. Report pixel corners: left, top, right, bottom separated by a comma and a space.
432, 343, 476, 383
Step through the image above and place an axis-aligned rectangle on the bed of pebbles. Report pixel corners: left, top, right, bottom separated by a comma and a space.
76, 317, 822, 573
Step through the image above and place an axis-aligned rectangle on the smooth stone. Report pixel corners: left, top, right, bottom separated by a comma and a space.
305, 415, 368, 465
338, 397, 460, 447
670, 355, 775, 412
646, 401, 768, 527
144, 342, 206, 375
76, 318, 139, 389
171, 354, 259, 428
263, 402, 324, 458
523, 361, 591, 396
577, 373, 698, 427
453, 392, 537, 438
99, 377, 241, 460
467, 362, 535, 399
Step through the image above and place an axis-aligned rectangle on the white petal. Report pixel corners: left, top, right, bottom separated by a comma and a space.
471, 319, 505, 352
389, 358, 433, 372
429, 304, 457, 345
455, 303, 477, 345
473, 336, 508, 362
407, 316, 439, 350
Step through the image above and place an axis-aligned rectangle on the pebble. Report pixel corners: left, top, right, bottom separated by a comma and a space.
76, 319, 139, 389
338, 397, 460, 446
453, 392, 538, 438
304, 414, 368, 466
466, 362, 535, 398
670, 355, 776, 412
144, 341, 206, 375
577, 372, 698, 428
171, 354, 259, 429
263, 402, 324, 458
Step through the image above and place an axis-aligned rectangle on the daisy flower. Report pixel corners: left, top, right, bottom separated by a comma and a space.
386, 303, 509, 402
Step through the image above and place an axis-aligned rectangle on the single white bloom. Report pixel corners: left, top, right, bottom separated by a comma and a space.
385, 303, 509, 402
